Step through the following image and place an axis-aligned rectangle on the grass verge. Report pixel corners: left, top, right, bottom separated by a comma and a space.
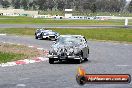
0, 43, 44, 63
0, 16, 131, 25
0, 28, 132, 42
0, 52, 24, 63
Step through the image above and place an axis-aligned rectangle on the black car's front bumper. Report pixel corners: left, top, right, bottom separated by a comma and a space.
43, 35, 57, 39
48, 55, 80, 60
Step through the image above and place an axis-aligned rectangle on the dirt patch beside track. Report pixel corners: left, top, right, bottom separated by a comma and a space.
0, 43, 44, 63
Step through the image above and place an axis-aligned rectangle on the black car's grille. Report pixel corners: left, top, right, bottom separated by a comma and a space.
60, 52, 66, 56
59, 48, 67, 57
50, 36, 55, 38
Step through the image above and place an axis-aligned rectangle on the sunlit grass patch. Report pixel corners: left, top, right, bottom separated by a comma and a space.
0, 28, 132, 42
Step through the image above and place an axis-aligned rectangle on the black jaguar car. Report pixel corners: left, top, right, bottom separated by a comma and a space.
48, 35, 89, 64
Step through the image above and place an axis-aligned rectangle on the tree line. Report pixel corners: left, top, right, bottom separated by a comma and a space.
0, 0, 132, 13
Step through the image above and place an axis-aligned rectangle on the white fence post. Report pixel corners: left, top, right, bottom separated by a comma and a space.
125, 18, 128, 27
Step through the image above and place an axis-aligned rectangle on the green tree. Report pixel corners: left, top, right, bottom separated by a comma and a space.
37, 0, 48, 11
65, 0, 72, 9
21, 0, 29, 10
29, 2, 33, 10
11, 0, 21, 9
57, 0, 65, 11
48, 0, 55, 11
83, 2, 91, 11
96, 0, 125, 12
90, 3, 96, 13
32, 1, 38, 10
128, 1, 132, 12
1, 0, 10, 8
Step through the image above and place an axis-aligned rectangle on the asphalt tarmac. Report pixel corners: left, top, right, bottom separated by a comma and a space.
0, 35, 132, 88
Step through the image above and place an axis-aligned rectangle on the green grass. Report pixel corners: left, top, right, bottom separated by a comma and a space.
52, 28, 132, 42
0, 28, 35, 35
0, 28, 132, 42
40, 11, 132, 17
0, 16, 132, 25
0, 52, 25, 63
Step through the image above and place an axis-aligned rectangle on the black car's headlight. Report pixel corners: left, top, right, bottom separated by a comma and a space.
49, 48, 58, 55
74, 47, 81, 54
67, 48, 74, 53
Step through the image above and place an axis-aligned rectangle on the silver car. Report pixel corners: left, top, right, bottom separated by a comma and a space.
35, 28, 59, 40
48, 35, 89, 64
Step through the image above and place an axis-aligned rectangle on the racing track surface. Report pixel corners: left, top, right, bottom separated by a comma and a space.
0, 24, 132, 28
0, 35, 132, 88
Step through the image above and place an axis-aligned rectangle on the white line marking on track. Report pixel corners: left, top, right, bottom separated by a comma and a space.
0, 34, 6, 36
38, 57, 49, 61
9, 42, 15, 45
37, 48, 44, 50
112, 43, 119, 45
15, 36, 19, 37
2, 42, 6, 43
124, 44, 129, 46
116, 65, 130, 67
6, 62, 17, 66
1, 63, 11, 67
28, 59, 36, 63
17, 44, 21, 45
16, 84, 26, 87
28, 46, 34, 48
22, 59, 30, 64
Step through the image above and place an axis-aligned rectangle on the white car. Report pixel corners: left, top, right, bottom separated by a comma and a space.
35, 28, 59, 40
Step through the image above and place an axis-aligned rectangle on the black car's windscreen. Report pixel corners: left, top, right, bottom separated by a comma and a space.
57, 37, 82, 44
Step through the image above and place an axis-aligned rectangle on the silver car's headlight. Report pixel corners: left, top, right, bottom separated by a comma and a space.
56, 33, 59, 36
43, 33, 48, 35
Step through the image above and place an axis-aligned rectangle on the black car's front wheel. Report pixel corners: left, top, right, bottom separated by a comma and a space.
35, 33, 38, 39
76, 59, 81, 64
35, 36, 38, 39
84, 58, 88, 61
76, 51, 84, 64
84, 50, 89, 61
39, 33, 43, 40
49, 58, 54, 64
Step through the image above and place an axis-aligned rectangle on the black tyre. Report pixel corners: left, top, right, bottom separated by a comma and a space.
88, 49, 89, 54
49, 58, 54, 64
84, 49, 89, 61
59, 59, 62, 62
76, 51, 83, 64
76, 56, 83, 64
39, 33, 43, 40
76, 59, 81, 64
35, 33, 38, 39
84, 58, 88, 61
35, 36, 38, 39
